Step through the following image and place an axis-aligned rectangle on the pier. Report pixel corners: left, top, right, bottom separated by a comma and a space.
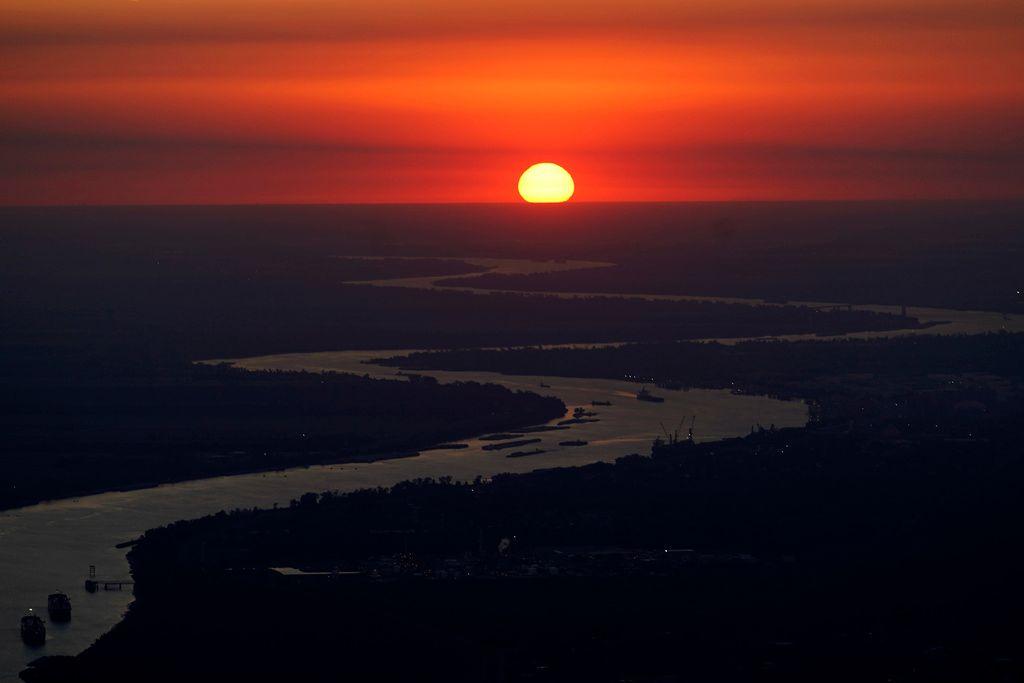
84, 565, 134, 593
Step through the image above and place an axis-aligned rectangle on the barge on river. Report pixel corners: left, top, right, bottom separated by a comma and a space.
21, 612, 45, 646
47, 592, 71, 622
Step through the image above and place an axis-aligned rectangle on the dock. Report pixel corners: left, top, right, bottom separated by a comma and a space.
84, 565, 134, 593
84, 579, 134, 592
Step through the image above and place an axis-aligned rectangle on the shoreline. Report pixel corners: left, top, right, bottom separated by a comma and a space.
3, 258, 1015, 679
0, 448, 426, 515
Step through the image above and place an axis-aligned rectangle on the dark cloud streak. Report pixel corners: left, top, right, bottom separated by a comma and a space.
4, 0, 1022, 46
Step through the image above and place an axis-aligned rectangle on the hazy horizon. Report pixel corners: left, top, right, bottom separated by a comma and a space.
4, 0, 1022, 205
4, 197, 1024, 210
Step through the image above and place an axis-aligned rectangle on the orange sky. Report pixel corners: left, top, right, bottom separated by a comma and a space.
2, 0, 1022, 204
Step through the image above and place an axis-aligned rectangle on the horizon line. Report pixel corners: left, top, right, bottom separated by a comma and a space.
3, 197, 1024, 210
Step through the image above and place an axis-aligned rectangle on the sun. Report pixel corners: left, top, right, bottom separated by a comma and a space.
518, 163, 575, 203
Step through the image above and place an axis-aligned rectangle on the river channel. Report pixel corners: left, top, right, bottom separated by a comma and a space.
1, 257, 1018, 680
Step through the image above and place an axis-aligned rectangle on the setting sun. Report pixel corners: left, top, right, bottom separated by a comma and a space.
518, 163, 575, 203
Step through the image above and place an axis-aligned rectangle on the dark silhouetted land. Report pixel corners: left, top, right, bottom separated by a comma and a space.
380, 333, 1024, 421
0, 358, 563, 510
0, 207, 931, 510
23, 372, 1023, 682
5, 200, 1021, 312
6, 202, 1024, 680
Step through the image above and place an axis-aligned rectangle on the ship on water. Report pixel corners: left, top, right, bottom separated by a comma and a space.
47, 592, 71, 622
506, 448, 546, 458
20, 611, 45, 646
635, 386, 665, 403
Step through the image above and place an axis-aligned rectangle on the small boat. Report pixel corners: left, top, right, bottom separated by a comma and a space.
479, 433, 525, 441
559, 440, 588, 447
421, 443, 470, 451
591, 400, 612, 406
636, 386, 665, 403
518, 425, 569, 433
506, 448, 546, 458
47, 592, 72, 622
539, 382, 551, 388
557, 417, 600, 426
482, 438, 542, 451
21, 611, 46, 646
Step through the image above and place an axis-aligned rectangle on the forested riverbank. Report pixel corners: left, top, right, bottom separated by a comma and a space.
0, 358, 564, 511
23, 402, 1024, 682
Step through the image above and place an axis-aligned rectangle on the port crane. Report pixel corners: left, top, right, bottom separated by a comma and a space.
658, 415, 696, 445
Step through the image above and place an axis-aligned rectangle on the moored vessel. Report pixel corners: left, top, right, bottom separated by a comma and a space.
20, 611, 46, 646
506, 448, 546, 458
636, 386, 665, 403
47, 592, 72, 622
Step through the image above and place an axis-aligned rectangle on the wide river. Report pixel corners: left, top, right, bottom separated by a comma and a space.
1, 258, 1020, 681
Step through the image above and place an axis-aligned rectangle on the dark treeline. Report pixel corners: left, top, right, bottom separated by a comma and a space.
23, 401, 1024, 682
0, 244, 919, 360
0, 361, 564, 510
384, 334, 1024, 383
4, 201, 1021, 263
0, 227, 914, 507
0, 224, 913, 511
9, 202, 1014, 359
440, 242, 1024, 312
6, 202, 1020, 314
433, 205, 1024, 312
382, 333, 1024, 418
